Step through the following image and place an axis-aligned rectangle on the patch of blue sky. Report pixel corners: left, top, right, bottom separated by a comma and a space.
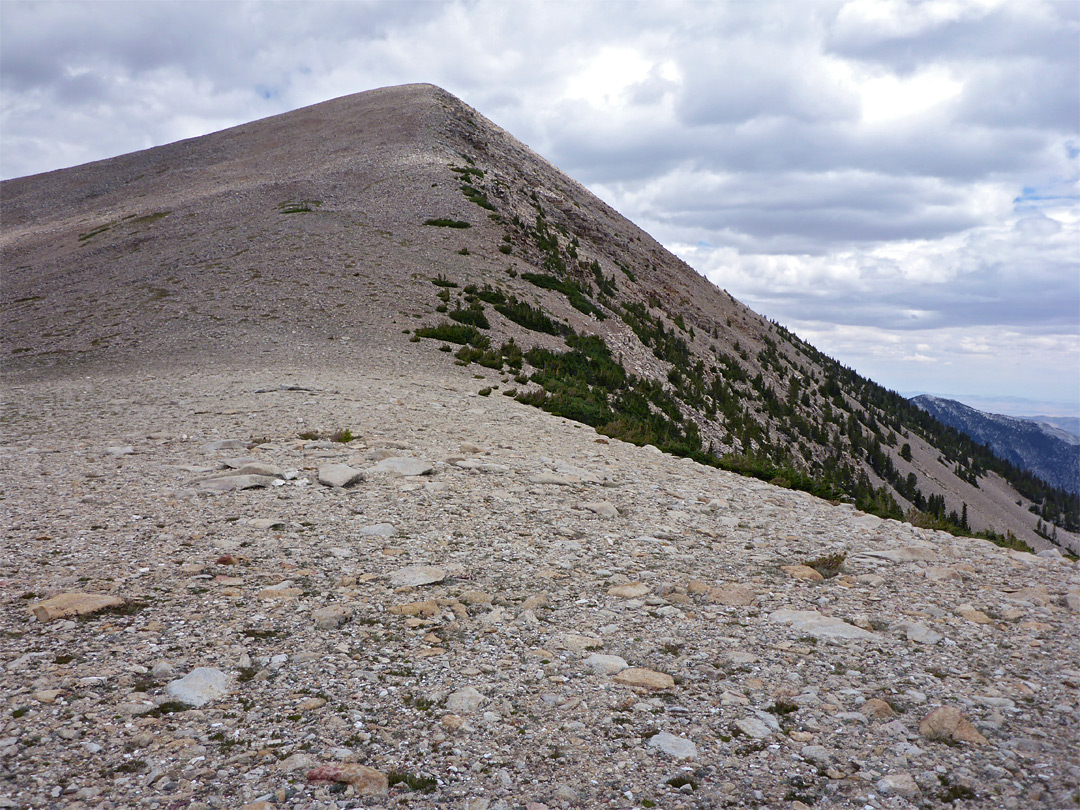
1012, 182, 1079, 212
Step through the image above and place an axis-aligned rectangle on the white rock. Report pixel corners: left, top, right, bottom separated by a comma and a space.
584, 654, 629, 675
647, 731, 697, 759
735, 716, 772, 739
368, 457, 434, 476
359, 522, 397, 537
318, 463, 364, 488
877, 772, 920, 799
389, 565, 446, 587
901, 622, 943, 644
583, 501, 618, 519
202, 439, 248, 452
445, 686, 486, 713
165, 667, 230, 707
768, 609, 877, 640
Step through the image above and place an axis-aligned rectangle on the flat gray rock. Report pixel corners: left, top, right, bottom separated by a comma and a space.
197, 474, 277, 493
647, 731, 698, 759
202, 439, 248, 452
388, 565, 446, 587
734, 716, 773, 739
165, 667, 230, 707
358, 522, 397, 537
368, 457, 434, 476
528, 472, 577, 485
445, 686, 486, 713
901, 621, 943, 644
228, 462, 282, 477
582, 501, 618, 519
768, 609, 876, 640
861, 546, 937, 562
318, 463, 364, 488
584, 654, 629, 675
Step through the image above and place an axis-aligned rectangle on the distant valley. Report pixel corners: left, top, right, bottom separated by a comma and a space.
912, 395, 1080, 498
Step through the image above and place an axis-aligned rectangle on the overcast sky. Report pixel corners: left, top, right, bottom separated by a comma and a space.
3, 0, 1077, 415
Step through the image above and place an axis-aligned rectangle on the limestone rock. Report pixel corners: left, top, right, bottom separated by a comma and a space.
612, 668, 674, 690
607, 582, 650, 599
389, 565, 446, 587
312, 605, 351, 629
446, 686, 486, 713
647, 731, 697, 759
198, 474, 277, 492
919, 706, 989, 745
705, 584, 756, 606
368, 457, 434, 477
781, 564, 824, 582
317, 463, 363, 488
165, 667, 230, 707
584, 654, 629, 675
582, 501, 618, 518
877, 773, 920, 799
768, 609, 876, 640
30, 592, 125, 623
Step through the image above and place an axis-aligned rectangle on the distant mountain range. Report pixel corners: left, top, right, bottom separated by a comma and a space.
1019, 415, 1080, 440
912, 395, 1080, 495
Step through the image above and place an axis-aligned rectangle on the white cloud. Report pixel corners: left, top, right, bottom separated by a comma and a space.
0, 0, 1075, 410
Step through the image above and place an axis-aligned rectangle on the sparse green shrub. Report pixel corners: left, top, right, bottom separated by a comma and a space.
521, 272, 604, 319
415, 321, 489, 347
447, 305, 490, 329
278, 200, 320, 214
424, 218, 470, 228
387, 771, 437, 793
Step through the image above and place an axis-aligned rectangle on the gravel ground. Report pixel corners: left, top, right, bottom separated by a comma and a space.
1, 353, 1077, 810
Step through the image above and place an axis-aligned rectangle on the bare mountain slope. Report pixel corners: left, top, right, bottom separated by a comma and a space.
2, 83, 1076, 553
1, 84, 1078, 809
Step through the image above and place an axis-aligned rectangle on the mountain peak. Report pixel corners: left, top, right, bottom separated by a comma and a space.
2, 86, 1077, 808
3, 85, 1076, 556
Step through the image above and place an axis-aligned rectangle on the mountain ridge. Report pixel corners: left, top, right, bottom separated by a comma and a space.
2, 83, 1076, 554
911, 395, 1080, 496
1, 83, 1078, 809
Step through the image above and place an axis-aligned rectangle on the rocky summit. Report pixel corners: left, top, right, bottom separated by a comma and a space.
1, 84, 1078, 809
